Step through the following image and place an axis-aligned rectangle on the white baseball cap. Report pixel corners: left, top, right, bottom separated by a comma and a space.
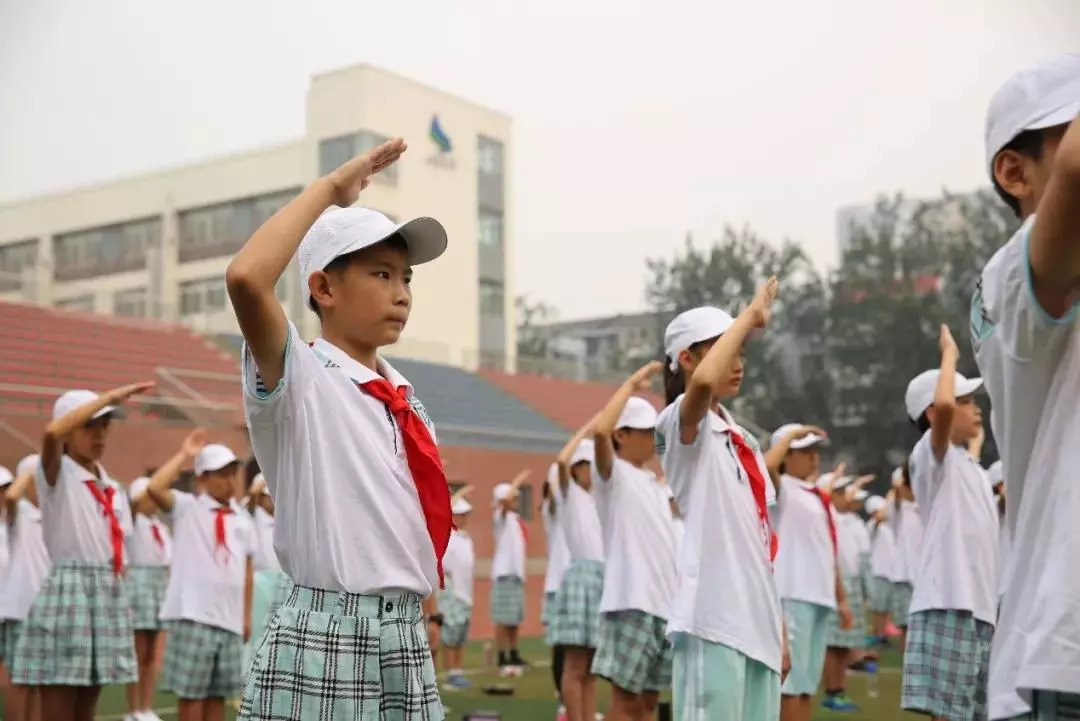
570, 439, 595, 467
985, 54, 1080, 178
250, 473, 268, 496
904, 370, 983, 422
194, 443, 239, 476
52, 389, 116, 422
298, 207, 448, 305
771, 423, 827, 451
987, 460, 1004, 485
865, 495, 887, 515
0, 466, 12, 488
452, 499, 473, 515
616, 397, 659, 430
16, 454, 39, 479
852, 489, 869, 502
129, 476, 151, 499
664, 307, 735, 371
493, 482, 514, 504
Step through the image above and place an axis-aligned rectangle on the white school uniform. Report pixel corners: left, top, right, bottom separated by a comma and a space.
591, 456, 678, 618
655, 398, 782, 673
491, 509, 527, 580
0, 500, 51, 623
972, 214, 1080, 717
251, 506, 281, 573
541, 499, 571, 595
444, 530, 475, 606
890, 498, 923, 586
160, 491, 256, 635
772, 474, 837, 610
868, 519, 897, 582
836, 511, 869, 579
242, 323, 440, 596
129, 515, 172, 567
907, 434, 999, 624
34, 455, 133, 565
557, 481, 605, 563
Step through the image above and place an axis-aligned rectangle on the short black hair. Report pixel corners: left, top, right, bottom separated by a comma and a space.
245, 456, 261, 489
992, 129, 1048, 217
914, 410, 931, 434
307, 234, 410, 317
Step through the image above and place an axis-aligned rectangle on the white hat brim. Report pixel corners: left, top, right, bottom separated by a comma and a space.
1028, 100, 1080, 132
335, 216, 448, 268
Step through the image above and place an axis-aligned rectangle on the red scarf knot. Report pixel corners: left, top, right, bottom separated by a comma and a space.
84, 480, 124, 575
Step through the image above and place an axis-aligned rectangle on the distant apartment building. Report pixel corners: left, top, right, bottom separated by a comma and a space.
522, 311, 664, 383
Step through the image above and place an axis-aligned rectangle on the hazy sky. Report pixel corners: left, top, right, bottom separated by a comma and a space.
1, 0, 1076, 320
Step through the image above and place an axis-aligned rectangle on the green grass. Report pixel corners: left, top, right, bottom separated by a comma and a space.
85, 639, 920, 720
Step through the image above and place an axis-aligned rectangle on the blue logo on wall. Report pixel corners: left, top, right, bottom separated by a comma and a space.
427, 115, 456, 169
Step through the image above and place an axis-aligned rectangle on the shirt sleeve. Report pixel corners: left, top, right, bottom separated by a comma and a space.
908, 433, 945, 513
169, 490, 196, 520
242, 321, 321, 427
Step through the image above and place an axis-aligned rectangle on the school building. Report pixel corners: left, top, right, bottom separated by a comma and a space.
0, 62, 514, 373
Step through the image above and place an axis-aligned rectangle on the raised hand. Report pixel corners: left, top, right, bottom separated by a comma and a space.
181, 428, 208, 457
326, 138, 407, 207
852, 474, 875, 490
106, 381, 156, 405
747, 276, 780, 328
939, 324, 958, 357
629, 361, 664, 392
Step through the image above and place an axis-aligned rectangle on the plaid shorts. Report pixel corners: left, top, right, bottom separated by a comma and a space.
867, 576, 893, 614
892, 581, 914, 627
490, 575, 525, 627
437, 591, 471, 648
239, 585, 443, 721
1006, 691, 1080, 720
591, 610, 673, 694
163, 619, 244, 699
548, 560, 604, 649
0, 620, 22, 670
902, 609, 993, 720
12, 562, 136, 686
128, 565, 170, 631
827, 575, 867, 649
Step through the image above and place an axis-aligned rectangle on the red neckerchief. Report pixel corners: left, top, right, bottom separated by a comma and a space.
213, 504, 233, 565
150, 520, 166, 551
725, 430, 778, 562
84, 480, 124, 574
804, 484, 838, 558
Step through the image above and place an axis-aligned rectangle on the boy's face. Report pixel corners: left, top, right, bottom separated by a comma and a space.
784, 447, 820, 480
315, 241, 413, 349
994, 124, 1070, 217
950, 394, 983, 444
202, 463, 239, 505
66, 415, 112, 462
613, 427, 656, 466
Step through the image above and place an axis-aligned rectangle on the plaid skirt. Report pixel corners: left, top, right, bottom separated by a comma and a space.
548, 560, 604, 649
826, 574, 867, 649
128, 565, 169, 631
12, 562, 137, 686
591, 610, 673, 694
1007, 691, 1080, 720
437, 591, 472, 648
902, 609, 993, 720
239, 585, 443, 721
490, 575, 525, 627
867, 576, 893, 614
163, 619, 244, 700
892, 581, 914, 627
542, 591, 558, 646
0, 620, 21, 669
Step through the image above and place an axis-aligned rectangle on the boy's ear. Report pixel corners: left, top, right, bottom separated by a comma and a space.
993, 150, 1035, 207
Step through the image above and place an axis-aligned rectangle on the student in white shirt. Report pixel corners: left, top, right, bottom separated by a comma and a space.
971, 55, 1080, 721
440, 487, 476, 690
14, 385, 148, 721
540, 465, 571, 709
769, 425, 852, 721
490, 470, 531, 675
552, 431, 606, 721
889, 462, 923, 647
146, 432, 255, 721
821, 473, 873, 713
1, 455, 50, 721
125, 475, 173, 721
227, 137, 453, 720
244, 468, 293, 672
655, 279, 790, 721
589, 363, 679, 721
899, 327, 999, 721
864, 494, 897, 645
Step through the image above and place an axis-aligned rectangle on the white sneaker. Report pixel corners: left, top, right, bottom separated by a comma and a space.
145, 712, 166, 721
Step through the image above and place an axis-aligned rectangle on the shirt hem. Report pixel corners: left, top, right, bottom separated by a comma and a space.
666, 626, 781, 674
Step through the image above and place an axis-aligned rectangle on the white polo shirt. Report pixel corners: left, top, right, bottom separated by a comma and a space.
541, 498, 571, 594
592, 456, 678, 618
836, 511, 869, 579
491, 509, 526, 580
907, 433, 999, 624
868, 519, 897, 581
972, 215, 1080, 717
655, 397, 783, 673
160, 491, 255, 634
443, 529, 475, 605
243, 323, 440, 596
34, 455, 133, 566
890, 499, 923, 585
772, 474, 837, 609
251, 506, 281, 573
0, 500, 51, 622
557, 480, 605, 563
128, 514, 172, 567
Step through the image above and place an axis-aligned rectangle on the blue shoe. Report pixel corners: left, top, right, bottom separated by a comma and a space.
821, 695, 860, 712
448, 674, 472, 689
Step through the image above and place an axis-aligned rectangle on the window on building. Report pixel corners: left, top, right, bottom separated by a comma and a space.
179, 276, 228, 317
57, 294, 95, 311
53, 217, 160, 281
113, 287, 148, 318
318, 131, 398, 183
479, 280, 505, 315
0, 239, 39, 291
477, 136, 504, 176
177, 189, 299, 263
478, 211, 503, 248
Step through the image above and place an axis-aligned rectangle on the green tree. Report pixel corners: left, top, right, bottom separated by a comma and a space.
515, 294, 558, 361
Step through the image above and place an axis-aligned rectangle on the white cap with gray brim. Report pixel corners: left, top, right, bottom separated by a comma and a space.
771, 423, 827, 451
53, 389, 117, 422
616, 397, 659, 430
904, 370, 983, 422
663, 307, 735, 371
194, 443, 239, 476
452, 499, 473, 515
865, 495, 887, 515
